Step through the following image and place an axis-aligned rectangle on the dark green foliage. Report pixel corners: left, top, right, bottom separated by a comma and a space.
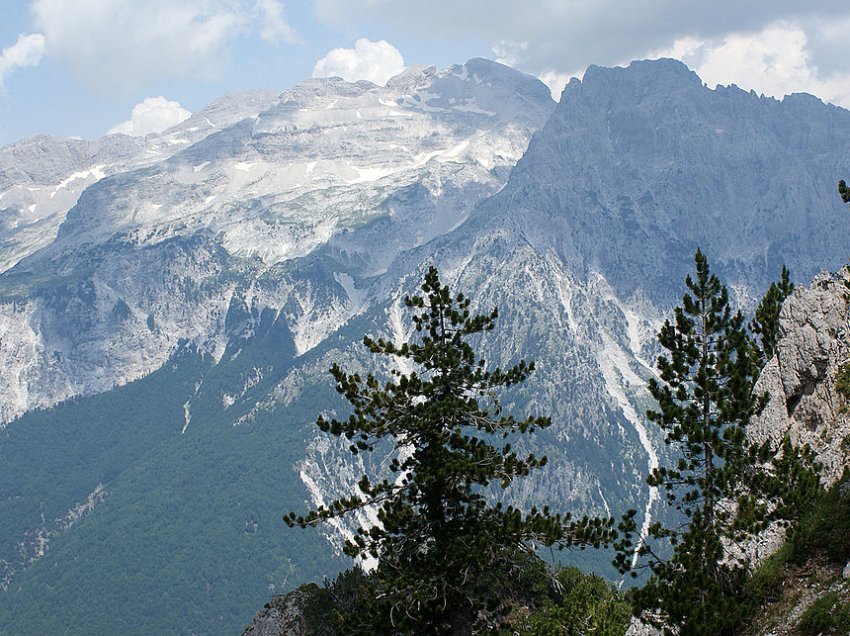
615, 250, 820, 635
840, 179, 850, 204
287, 267, 615, 633
521, 566, 631, 635
798, 592, 850, 636
302, 563, 631, 636
750, 265, 794, 367
301, 570, 380, 635
745, 548, 787, 607
783, 477, 850, 567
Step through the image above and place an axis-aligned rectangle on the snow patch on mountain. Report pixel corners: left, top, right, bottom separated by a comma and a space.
300, 434, 381, 570
0, 60, 554, 423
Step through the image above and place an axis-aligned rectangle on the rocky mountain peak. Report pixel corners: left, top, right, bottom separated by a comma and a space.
467, 57, 850, 303
581, 57, 702, 93
0, 57, 556, 426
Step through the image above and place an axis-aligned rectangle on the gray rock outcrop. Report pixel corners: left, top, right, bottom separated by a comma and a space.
749, 269, 850, 486
241, 585, 314, 636
626, 616, 665, 636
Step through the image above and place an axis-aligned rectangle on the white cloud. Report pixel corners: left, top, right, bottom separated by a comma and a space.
29, 0, 298, 90
255, 0, 299, 44
493, 41, 579, 101
651, 22, 850, 108
0, 33, 46, 87
312, 38, 405, 86
537, 70, 579, 101
107, 97, 192, 137
314, 1, 849, 69
314, 1, 850, 105
491, 40, 528, 68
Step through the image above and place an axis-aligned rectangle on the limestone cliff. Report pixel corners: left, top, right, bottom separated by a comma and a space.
241, 585, 314, 636
745, 269, 850, 635
750, 269, 850, 486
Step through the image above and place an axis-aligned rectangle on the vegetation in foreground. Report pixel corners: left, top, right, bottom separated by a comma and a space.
286, 267, 615, 633
615, 250, 820, 635
746, 475, 850, 634
284, 252, 830, 634
301, 563, 630, 635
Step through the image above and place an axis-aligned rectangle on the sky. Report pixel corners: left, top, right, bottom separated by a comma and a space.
1, 1, 850, 146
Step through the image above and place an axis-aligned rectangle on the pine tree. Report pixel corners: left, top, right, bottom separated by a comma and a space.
750, 265, 794, 367
840, 179, 850, 204
286, 266, 614, 634
615, 250, 819, 635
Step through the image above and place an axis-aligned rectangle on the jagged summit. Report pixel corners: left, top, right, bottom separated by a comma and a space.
459, 56, 850, 302
555, 58, 703, 108
582, 57, 702, 90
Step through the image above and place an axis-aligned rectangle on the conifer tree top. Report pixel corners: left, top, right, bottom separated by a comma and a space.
286, 266, 614, 632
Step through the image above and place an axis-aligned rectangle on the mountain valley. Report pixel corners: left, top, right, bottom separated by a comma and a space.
2, 57, 850, 634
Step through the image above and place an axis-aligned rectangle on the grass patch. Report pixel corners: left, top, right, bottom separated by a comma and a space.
798, 592, 850, 635
783, 476, 850, 567
743, 475, 850, 634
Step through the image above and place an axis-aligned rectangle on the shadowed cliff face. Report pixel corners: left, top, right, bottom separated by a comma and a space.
460, 58, 850, 303
743, 270, 850, 634
750, 269, 850, 485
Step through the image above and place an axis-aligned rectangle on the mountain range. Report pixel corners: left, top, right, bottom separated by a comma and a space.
1, 57, 849, 635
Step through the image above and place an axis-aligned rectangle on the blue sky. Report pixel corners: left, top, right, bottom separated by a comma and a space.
2, 1, 849, 146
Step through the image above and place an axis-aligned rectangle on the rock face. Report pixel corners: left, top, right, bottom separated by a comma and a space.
0, 58, 553, 424
625, 617, 664, 636
470, 59, 850, 305
241, 586, 314, 636
750, 269, 850, 485
732, 270, 850, 569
